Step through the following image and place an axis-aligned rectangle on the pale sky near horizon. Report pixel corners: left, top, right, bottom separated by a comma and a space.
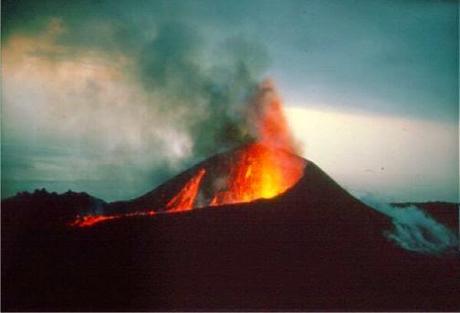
2, 0, 458, 202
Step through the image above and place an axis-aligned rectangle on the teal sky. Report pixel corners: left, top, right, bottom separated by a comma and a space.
2, 0, 458, 202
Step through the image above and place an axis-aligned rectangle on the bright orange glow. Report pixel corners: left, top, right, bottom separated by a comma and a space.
208, 81, 304, 206
209, 143, 303, 206
252, 80, 298, 151
70, 214, 118, 227
70, 210, 156, 227
165, 168, 207, 212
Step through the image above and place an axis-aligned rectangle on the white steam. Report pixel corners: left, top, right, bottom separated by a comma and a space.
357, 193, 458, 255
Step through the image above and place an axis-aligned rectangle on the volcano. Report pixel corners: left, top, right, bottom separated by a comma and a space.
72, 81, 308, 226
3, 152, 459, 311
2, 81, 459, 311
84, 143, 379, 231
97, 143, 304, 216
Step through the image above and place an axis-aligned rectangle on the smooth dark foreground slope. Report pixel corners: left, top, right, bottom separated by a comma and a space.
2, 162, 459, 311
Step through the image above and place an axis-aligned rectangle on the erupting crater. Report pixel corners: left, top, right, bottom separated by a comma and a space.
209, 143, 304, 207
71, 80, 306, 227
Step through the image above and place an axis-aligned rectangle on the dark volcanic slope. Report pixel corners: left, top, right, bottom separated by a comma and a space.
1, 189, 105, 242
2, 162, 459, 311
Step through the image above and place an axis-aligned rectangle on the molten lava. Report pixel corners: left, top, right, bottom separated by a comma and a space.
166, 168, 206, 212
70, 215, 118, 227
210, 143, 304, 206
71, 211, 156, 227
250, 80, 298, 151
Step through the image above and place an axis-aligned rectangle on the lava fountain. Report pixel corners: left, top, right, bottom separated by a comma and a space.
167, 80, 305, 210
71, 80, 305, 227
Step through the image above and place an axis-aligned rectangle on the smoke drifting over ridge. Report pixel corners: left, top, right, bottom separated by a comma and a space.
2, 14, 271, 200
358, 194, 458, 255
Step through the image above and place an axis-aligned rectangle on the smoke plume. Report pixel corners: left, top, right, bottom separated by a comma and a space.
2, 15, 270, 200
358, 194, 458, 255
136, 23, 269, 159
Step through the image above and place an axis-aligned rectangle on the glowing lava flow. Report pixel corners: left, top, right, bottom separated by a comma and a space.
70, 215, 118, 227
165, 168, 206, 212
70, 169, 206, 227
210, 143, 304, 206
70, 211, 156, 227
208, 80, 304, 205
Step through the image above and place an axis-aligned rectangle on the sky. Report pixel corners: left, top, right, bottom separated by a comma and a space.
2, 0, 458, 202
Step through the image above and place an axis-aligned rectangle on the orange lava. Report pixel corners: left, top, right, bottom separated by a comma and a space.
165, 168, 207, 212
210, 143, 303, 206
208, 80, 304, 206
70, 211, 156, 227
251, 80, 298, 151
70, 215, 118, 227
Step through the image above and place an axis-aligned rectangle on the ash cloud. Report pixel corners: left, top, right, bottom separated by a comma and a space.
2, 3, 270, 200
136, 23, 269, 159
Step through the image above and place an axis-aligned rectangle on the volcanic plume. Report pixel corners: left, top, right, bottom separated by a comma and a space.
207, 80, 304, 207
71, 80, 305, 226
168, 80, 305, 210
